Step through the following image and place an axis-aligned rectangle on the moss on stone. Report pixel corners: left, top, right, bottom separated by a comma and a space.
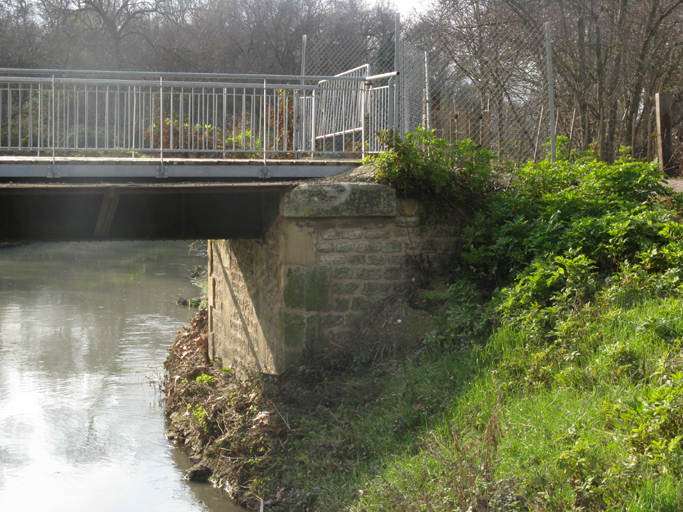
283, 268, 305, 309
304, 266, 330, 312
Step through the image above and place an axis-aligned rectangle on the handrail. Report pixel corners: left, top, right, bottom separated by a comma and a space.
0, 68, 368, 82
0, 76, 325, 90
365, 71, 399, 82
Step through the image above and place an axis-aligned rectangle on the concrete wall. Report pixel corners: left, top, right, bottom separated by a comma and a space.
208, 183, 457, 374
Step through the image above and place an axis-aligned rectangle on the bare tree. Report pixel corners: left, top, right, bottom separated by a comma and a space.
0, 0, 44, 67
38, 0, 172, 69
413, 0, 683, 161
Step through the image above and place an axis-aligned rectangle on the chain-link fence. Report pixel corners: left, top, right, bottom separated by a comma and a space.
416, 20, 550, 166
0, 15, 552, 164
302, 14, 552, 165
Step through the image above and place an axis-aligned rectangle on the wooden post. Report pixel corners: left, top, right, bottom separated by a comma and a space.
567, 108, 577, 160
647, 109, 653, 161
656, 92, 675, 176
533, 104, 545, 163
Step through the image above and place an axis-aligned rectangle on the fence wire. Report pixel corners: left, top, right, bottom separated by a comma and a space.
0, 15, 551, 165
417, 20, 550, 165
304, 16, 551, 166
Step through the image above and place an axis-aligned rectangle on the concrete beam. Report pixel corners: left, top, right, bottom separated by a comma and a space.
283, 183, 397, 217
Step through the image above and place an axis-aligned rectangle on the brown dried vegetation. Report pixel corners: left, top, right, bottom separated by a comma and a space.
164, 308, 284, 507
164, 282, 441, 510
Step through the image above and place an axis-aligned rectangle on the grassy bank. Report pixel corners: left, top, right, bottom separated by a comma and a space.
165, 133, 683, 510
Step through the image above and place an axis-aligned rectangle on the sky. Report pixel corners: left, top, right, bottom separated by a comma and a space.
387, 0, 431, 19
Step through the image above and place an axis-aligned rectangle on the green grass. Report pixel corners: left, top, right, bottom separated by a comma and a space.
272, 297, 682, 511
382, 298, 681, 508
252, 293, 683, 510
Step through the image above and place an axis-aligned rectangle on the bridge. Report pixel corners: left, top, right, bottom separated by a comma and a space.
0, 63, 441, 374
0, 65, 403, 241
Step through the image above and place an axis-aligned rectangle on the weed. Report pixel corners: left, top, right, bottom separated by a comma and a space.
164, 135, 683, 511
195, 374, 215, 386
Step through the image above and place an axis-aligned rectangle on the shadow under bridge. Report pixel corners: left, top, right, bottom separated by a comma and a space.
0, 182, 295, 242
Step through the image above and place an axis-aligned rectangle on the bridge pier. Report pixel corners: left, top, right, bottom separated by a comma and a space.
208, 183, 457, 374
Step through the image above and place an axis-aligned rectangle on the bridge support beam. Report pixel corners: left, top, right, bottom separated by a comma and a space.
208, 183, 459, 374
0, 183, 291, 241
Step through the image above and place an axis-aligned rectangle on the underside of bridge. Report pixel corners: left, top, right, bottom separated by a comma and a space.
0, 182, 293, 242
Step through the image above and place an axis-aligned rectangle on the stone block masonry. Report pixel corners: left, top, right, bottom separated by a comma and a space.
208, 183, 458, 374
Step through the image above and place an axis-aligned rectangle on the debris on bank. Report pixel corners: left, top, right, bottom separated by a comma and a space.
163, 282, 442, 510
163, 308, 284, 507
173, 264, 208, 308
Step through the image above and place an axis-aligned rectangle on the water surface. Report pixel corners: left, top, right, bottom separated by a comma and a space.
0, 242, 241, 512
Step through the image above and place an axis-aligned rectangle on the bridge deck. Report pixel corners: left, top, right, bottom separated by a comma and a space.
0, 157, 359, 179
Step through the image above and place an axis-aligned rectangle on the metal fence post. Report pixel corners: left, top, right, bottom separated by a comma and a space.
545, 22, 556, 162
301, 35, 307, 77
361, 81, 367, 158
388, 76, 395, 131
394, 13, 400, 141
424, 51, 431, 131
311, 89, 316, 157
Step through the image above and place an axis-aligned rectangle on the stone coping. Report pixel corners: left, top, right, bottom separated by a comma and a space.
283, 183, 397, 218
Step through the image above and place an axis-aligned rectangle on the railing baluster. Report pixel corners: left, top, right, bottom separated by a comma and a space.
8, 82, 12, 148
223, 87, 227, 159
38, 83, 42, 153
51, 75, 55, 168
170, 86, 174, 153
18, 85, 22, 150
84, 85, 89, 150
160, 77, 164, 164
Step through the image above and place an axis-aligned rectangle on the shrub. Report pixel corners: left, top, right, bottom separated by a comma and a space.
368, 127, 494, 209
460, 159, 672, 287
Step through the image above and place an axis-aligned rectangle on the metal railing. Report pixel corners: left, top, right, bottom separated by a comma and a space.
0, 68, 397, 161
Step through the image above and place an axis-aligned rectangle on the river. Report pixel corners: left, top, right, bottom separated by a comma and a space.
0, 242, 242, 512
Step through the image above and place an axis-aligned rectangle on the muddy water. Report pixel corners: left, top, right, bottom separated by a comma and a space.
0, 242, 242, 512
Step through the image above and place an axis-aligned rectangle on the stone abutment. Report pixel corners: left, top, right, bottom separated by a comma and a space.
207, 183, 457, 374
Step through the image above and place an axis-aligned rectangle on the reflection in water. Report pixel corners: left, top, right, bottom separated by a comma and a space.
0, 242, 242, 512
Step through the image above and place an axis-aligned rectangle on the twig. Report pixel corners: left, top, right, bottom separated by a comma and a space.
272, 403, 291, 431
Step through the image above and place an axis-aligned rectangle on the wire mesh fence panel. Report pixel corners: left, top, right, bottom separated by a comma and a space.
304, 34, 395, 78
304, 32, 399, 153
0, 16, 551, 164
397, 40, 428, 137
410, 19, 550, 166
303, 16, 551, 165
